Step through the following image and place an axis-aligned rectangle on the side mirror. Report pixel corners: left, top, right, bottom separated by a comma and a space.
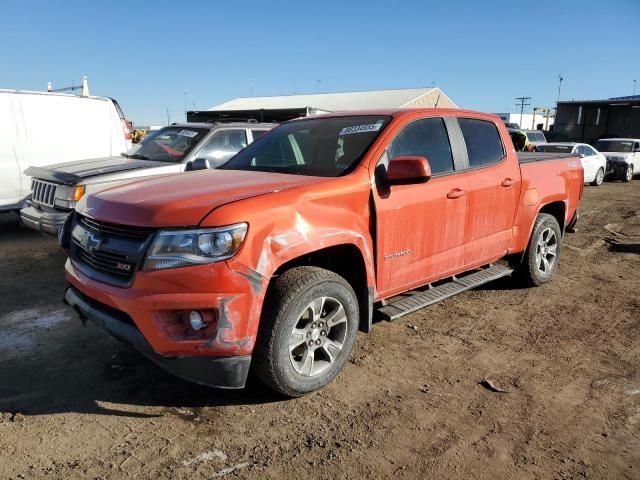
387, 156, 432, 185
579, 153, 586, 158
185, 158, 211, 171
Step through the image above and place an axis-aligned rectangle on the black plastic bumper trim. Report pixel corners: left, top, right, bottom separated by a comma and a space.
565, 209, 579, 234
64, 286, 251, 389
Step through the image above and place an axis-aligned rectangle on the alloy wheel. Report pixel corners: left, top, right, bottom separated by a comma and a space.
596, 168, 604, 185
535, 227, 558, 275
288, 296, 348, 377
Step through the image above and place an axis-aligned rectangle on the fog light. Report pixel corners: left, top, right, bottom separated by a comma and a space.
189, 310, 205, 330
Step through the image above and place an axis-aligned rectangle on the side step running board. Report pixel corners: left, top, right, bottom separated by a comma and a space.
376, 264, 513, 321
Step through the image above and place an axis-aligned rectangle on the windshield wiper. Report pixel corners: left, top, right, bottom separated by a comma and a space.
123, 153, 149, 160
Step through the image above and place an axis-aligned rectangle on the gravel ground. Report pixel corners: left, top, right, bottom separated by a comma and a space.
0, 180, 639, 480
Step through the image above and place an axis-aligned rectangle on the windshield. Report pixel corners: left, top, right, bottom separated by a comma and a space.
124, 126, 209, 162
536, 144, 573, 153
594, 140, 633, 153
527, 132, 546, 142
219, 115, 391, 177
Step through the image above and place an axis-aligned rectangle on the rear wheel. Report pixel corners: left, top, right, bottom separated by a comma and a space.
591, 167, 604, 186
513, 213, 562, 287
623, 164, 633, 182
253, 266, 359, 397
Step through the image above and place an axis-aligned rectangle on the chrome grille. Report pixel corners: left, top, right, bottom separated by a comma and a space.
31, 179, 57, 207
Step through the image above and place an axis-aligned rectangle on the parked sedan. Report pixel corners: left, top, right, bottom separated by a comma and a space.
593, 138, 640, 182
536, 143, 606, 186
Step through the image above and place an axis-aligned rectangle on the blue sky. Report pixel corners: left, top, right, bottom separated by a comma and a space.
1, 0, 639, 126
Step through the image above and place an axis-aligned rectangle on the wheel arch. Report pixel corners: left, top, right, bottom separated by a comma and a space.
538, 200, 566, 234
270, 244, 373, 333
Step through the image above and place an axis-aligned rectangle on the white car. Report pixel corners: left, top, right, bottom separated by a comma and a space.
536, 142, 607, 186
593, 138, 640, 182
20, 122, 274, 235
0, 89, 132, 212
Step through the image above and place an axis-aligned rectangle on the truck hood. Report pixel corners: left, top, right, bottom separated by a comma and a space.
24, 156, 162, 185
603, 153, 632, 163
78, 169, 329, 227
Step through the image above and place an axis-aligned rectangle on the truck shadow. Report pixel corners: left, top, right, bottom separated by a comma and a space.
608, 242, 640, 254
0, 316, 285, 419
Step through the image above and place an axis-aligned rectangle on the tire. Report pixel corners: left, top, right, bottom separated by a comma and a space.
591, 167, 604, 186
623, 164, 633, 182
513, 213, 562, 287
253, 266, 359, 397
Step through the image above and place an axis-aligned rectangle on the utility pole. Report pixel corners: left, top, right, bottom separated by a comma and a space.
557, 74, 564, 103
515, 96, 531, 128
634, 79, 637, 95
250, 83, 254, 97
183, 92, 187, 121
316, 79, 321, 94
166, 107, 171, 125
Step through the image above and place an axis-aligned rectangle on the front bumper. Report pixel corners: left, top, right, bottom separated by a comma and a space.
605, 161, 629, 177
64, 286, 252, 388
20, 205, 70, 235
64, 256, 266, 357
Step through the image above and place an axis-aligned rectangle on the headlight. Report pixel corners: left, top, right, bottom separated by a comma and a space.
143, 223, 248, 270
54, 185, 86, 209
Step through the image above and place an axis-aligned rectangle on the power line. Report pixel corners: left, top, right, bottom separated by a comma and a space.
515, 96, 531, 128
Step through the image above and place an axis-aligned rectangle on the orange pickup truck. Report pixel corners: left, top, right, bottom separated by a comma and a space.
61, 108, 583, 396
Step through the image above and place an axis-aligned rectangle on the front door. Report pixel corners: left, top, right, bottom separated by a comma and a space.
454, 117, 520, 266
373, 116, 469, 297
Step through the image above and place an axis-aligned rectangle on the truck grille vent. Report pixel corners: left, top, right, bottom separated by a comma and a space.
72, 239, 137, 281
79, 215, 154, 241
70, 214, 155, 287
31, 180, 57, 207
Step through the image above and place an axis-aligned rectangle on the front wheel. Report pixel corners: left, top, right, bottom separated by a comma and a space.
513, 213, 562, 287
623, 164, 633, 182
253, 266, 359, 397
591, 167, 605, 186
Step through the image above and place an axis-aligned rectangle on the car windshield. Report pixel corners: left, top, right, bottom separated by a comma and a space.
124, 127, 209, 162
219, 115, 391, 177
594, 140, 633, 153
527, 132, 545, 142
536, 145, 573, 153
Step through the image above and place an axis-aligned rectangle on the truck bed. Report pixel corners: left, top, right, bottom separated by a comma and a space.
517, 152, 576, 164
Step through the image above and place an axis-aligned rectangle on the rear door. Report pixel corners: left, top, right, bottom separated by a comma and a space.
580, 145, 600, 180
373, 115, 469, 296
454, 117, 520, 267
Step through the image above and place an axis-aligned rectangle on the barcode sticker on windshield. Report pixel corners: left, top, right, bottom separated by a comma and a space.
177, 130, 198, 138
339, 123, 383, 136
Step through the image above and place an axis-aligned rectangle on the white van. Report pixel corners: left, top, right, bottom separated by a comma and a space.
0, 89, 131, 212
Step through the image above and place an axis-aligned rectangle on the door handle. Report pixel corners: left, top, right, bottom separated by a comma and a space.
501, 178, 515, 187
447, 188, 467, 199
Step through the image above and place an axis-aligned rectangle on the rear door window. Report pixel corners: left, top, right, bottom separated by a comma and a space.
197, 129, 247, 166
458, 118, 505, 168
387, 117, 454, 175
583, 145, 596, 156
251, 129, 269, 141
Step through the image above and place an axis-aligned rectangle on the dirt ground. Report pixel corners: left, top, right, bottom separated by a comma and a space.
0, 180, 639, 480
